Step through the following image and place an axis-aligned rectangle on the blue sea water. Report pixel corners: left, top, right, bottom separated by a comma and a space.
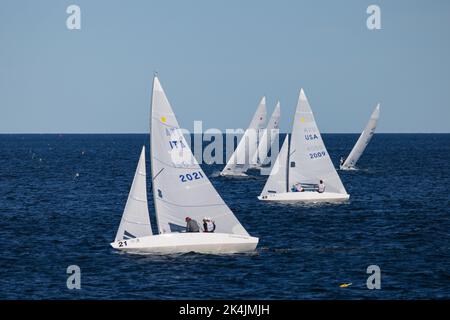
0, 133, 449, 299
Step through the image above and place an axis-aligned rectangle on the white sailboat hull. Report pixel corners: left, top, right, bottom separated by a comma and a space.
219, 171, 248, 177
111, 232, 259, 254
258, 191, 349, 202
340, 165, 357, 171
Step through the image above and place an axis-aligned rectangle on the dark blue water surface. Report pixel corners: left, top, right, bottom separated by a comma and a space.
0, 134, 449, 299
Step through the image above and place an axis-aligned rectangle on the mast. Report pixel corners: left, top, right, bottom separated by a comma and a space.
285, 134, 290, 193
149, 74, 161, 234
285, 89, 302, 193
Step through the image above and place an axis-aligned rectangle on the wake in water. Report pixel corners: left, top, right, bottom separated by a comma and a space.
339, 167, 370, 172
111, 248, 259, 258
261, 199, 351, 209
258, 247, 299, 254
213, 172, 260, 180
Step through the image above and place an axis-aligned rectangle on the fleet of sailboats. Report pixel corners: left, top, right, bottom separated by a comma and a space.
111, 76, 379, 254
220, 98, 282, 176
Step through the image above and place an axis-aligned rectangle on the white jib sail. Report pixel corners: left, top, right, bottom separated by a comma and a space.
115, 146, 153, 242
288, 89, 347, 194
342, 104, 380, 169
259, 134, 289, 196
252, 101, 281, 166
221, 97, 267, 175
150, 76, 249, 236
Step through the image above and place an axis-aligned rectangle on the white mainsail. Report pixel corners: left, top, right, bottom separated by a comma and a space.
260, 134, 289, 195
341, 104, 380, 169
251, 101, 281, 167
259, 89, 348, 201
288, 89, 347, 194
115, 146, 153, 242
221, 97, 267, 176
150, 76, 249, 236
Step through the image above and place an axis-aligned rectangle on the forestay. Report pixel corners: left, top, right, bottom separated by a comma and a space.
150, 77, 249, 236
342, 104, 380, 169
115, 147, 153, 242
288, 89, 347, 194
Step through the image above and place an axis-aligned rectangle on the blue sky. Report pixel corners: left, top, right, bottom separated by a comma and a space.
1, 0, 449, 133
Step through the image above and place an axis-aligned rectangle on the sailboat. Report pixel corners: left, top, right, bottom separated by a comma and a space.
111, 76, 258, 254
258, 89, 349, 202
249, 101, 281, 169
340, 104, 380, 170
220, 97, 267, 176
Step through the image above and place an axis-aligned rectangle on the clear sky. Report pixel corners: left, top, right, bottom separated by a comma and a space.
1, 0, 449, 133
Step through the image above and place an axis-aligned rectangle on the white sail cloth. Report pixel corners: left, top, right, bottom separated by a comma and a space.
260, 134, 289, 195
259, 89, 347, 198
115, 147, 153, 242
288, 89, 347, 194
221, 97, 267, 175
251, 101, 281, 167
150, 77, 249, 236
341, 104, 380, 169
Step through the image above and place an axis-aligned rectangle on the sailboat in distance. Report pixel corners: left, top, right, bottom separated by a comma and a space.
250, 101, 281, 169
111, 76, 258, 254
340, 104, 380, 170
220, 97, 267, 176
258, 89, 349, 202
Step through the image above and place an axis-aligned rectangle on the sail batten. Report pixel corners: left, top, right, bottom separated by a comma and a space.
157, 198, 229, 208
153, 157, 200, 170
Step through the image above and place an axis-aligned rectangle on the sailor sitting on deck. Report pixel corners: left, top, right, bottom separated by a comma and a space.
203, 217, 216, 233
317, 180, 325, 193
291, 183, 304, 192
185, 217, 200, 232
339, 157, 345, 167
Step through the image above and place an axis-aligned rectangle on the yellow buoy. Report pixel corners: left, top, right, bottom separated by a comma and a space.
339, 283, 352, 288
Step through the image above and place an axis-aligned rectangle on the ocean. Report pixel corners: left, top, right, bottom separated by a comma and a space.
0, 133, 449, 299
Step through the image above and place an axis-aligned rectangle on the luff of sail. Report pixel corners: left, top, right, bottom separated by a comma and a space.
150, 76, 249, 236
221, 97, 267, 175
252, 101, 281, 167
341, 104, 380, 169
115, 146, 152, 242
288, 89, 347, 194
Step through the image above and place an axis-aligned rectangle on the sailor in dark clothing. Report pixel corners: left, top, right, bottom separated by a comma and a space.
317, 180, 325, 193
185, 216, 200, 232
292, 183, 304, 192
202, 217, 216, 233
